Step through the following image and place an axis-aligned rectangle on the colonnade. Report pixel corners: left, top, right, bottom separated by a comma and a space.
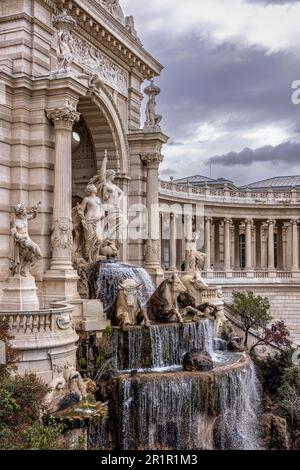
160, 213, 300, 277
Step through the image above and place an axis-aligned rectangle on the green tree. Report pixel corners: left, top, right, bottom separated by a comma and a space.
230, 291, 271, 348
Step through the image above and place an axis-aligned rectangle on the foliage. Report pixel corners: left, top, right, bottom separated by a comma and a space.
250, 320, 291, 355
0, 319, 19, 371
102, 325, 113, 337
255, 349, 294, 397
230, 291, 271, 347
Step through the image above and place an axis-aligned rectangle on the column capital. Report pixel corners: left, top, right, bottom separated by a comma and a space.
245, 218, 254, 226
290, 218, 300, 225
140, 152, 164, 169
46, 102, 80, 130
224, 217, 233, 225
205, 216, 213, 223
267, 218, 276, 226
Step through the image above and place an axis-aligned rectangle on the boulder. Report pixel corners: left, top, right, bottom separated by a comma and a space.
182, 351, 214, 372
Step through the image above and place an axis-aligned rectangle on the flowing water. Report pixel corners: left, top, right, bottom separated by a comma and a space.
110, 318, 261, 450
113, 319, 217, 371
117, 362, 260, 450
91, 259, 155, 312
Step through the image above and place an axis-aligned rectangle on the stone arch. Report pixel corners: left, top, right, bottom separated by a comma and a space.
78, 89, 129, 174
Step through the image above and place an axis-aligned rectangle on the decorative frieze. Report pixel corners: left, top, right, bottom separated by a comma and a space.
52, 10, 128, 96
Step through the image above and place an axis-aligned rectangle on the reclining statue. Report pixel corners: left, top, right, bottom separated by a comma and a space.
147, 272, 187, 324
112, 279, 150, 331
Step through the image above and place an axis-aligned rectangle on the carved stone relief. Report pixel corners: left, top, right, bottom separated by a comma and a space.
52, 10, 128, 96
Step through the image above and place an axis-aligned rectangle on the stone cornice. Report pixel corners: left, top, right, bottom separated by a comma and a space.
46, 0, 163, 78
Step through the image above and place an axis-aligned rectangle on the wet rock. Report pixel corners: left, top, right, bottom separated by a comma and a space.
228, 336, 246, 353
182, 351, 214, 372
261, 413, 290, 450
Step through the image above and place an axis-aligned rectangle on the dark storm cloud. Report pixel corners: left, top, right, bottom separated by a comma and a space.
207, 141, 300, 166
123, 0, 300, 183
143, 30, 300, 142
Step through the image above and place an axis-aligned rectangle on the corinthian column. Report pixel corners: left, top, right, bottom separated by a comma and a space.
44, 103, 80, 301
245, 219, 254, 276
224, 218, 232, 276
204, 217, 212, 272
291, 219, 299, 274
267, 219, 276, 273
169, 213, 177, 271
141, 152, 164, 282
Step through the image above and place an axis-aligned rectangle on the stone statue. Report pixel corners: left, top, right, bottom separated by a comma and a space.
52, 10, 76, 73
9, 202, 42, 277
125, 16, 142, 44
44, 365, 87, 413
147, 273, 187, 324
56, 30, 75, 71
74, 184, 104, 263
112, 279, 150, 331
99, 0, 125, 25
144, 79, 162, 129
186, 232, 207, 274
89, 150, 125, 246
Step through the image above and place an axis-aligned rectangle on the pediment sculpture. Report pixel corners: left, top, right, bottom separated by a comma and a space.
98, 0, 126, 25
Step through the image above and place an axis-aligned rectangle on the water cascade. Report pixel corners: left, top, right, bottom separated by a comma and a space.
110, 358, 260, 450
108, 319, 261, 450
89, 260, 155, 312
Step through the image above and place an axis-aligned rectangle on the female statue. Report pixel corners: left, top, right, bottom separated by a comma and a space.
89, 150, 126, 244
10, 202, 42, 277
74, 184, 104, 263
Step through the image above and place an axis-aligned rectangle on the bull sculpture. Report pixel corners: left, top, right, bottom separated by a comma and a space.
113, 279, 150, 331
179, 270, 209, 318
147, 272, 187, 324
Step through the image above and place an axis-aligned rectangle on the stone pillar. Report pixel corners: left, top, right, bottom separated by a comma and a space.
169, 213, 177, 271
245, 219, 254, 276
267, 219, 276, 276
255, 222, 262, 270
204, 217, 212, 274
277, 222, 284, 270
141, 152, 164, 283
214, 220, 220, 269
234, 220, 240, 270
291, 219, 300, 275
44, 103, 80, 301
224, 218, 232, 276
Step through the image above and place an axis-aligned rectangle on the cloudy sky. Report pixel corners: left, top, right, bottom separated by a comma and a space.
122, 0, 300, 186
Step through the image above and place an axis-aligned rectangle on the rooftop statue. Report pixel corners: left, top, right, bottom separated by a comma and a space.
9, 202, 42, 277
99, 0, 126, 25
144, 79, 162, 130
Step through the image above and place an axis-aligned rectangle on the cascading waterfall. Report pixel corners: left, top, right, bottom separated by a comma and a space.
216, 362, 261, 450
115, 361, 261, 450
113, 319, 216, 371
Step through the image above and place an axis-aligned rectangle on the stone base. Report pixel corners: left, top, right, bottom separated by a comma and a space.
1, 275, 39, 311
144, 264, 165, 286
43, 269, 80, 306
50, 299, 108, 333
